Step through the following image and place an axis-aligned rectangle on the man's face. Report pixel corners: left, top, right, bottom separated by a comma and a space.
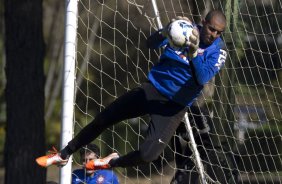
201, 16, 226, 45
82, 152, 98, 175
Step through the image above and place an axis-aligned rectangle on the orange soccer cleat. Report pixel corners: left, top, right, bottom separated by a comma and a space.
85, 152, 119, 170
36, 147, 69, 167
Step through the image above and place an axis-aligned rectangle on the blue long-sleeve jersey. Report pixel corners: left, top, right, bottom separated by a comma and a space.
147, 26, 227, 106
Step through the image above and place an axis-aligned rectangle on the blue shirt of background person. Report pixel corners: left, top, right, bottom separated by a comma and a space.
72, 169, 119, 184
147, 15, 227, 107
72, 144, 119, 184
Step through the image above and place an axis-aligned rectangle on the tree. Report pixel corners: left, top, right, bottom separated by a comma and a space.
4, 0, 46, 183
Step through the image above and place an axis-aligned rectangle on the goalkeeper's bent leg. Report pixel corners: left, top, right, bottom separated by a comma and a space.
110, 106, 187, 167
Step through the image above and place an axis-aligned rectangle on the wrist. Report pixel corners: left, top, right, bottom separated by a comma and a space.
189, 51, 198, 58
160, 28, 168, 38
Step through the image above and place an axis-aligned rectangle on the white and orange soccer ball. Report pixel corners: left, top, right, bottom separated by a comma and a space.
167, 19, 194, 49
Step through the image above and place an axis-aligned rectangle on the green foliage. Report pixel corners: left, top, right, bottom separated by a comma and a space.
46, 120, 61, 148
235, 83, 282, 121
238, 120, 282, 172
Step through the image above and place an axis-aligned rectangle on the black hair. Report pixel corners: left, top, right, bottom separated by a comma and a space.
79, 143, 100, 157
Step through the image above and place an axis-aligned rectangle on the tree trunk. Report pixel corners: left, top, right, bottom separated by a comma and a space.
4, 0, 46, 183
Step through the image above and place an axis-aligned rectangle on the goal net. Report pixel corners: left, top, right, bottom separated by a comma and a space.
65, 0, 282, 183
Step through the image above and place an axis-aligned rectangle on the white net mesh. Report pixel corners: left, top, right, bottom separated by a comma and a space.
71, 0, 282, 183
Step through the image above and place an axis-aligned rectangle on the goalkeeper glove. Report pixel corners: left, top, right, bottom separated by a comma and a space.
186, 28, 200, 58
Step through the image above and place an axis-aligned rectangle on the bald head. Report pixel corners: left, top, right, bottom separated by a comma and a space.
205, 10, 226, 25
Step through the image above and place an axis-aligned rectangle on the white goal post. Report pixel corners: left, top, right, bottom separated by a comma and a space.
60, 0, 282, 183
60, 0, 78, 183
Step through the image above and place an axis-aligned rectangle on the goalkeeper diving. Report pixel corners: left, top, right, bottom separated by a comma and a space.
36, 10, 227, 171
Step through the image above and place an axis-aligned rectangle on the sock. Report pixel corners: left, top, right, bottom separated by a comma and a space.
109, 158, 119, 167
108, 151, 146, 167
60, 146, 73, 160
